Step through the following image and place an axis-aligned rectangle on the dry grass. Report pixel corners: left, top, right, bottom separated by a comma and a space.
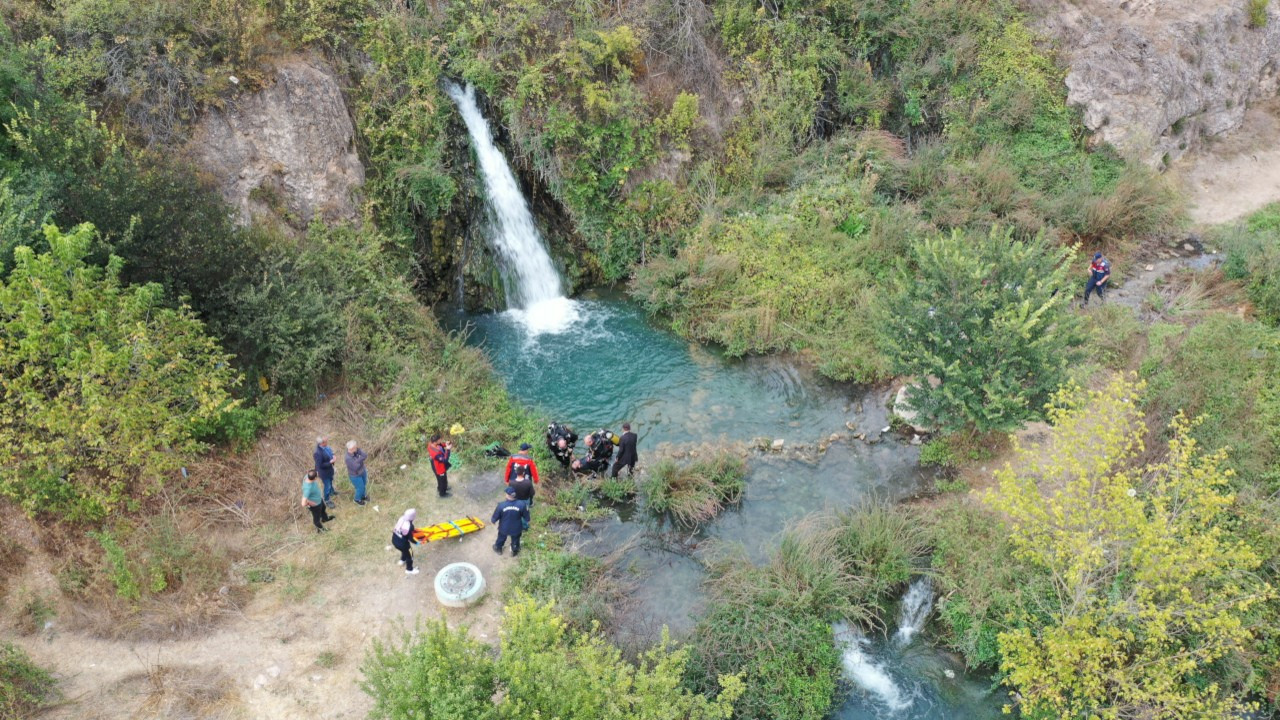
131, 660, 239, 720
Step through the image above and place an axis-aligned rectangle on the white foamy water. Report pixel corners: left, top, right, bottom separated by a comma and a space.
894, 577, 935, 646
834, 622, 912, 712
445, 82, 574, 334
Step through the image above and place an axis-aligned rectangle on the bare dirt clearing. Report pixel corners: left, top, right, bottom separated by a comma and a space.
1179, 98, 1280, 227
4, 403, 521, 720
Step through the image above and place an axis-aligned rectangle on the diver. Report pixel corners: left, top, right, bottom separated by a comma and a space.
571, 429, 617, 476
546, 422, 578, 467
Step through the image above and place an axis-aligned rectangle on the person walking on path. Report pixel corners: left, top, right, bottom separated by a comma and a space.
492, 486, 530, 557
1083, 252, 1111, 306
429, 434, 453, 498
345, 440, 369, 505
504, 443, 540, 485
611, 423, 638, 478
302, 470, 334, 533
313, 436, 338, 509
391, 509, 420, 575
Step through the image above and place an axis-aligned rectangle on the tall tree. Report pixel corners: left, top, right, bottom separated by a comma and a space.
0, 224, 237, 520
882, 226, 1081, 433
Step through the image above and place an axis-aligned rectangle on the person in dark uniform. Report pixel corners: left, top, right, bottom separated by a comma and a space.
391, 508, 420, 575
492, 486, 530, 556
429, 434, 453, 498
611, 422, 638, 478
510, 464, 536, 505
1083, 252, 1111, 306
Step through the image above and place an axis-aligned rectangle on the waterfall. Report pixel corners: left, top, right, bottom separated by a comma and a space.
445, 82, 575, 334
894, 577, 935, 646
834, 622, 912, 712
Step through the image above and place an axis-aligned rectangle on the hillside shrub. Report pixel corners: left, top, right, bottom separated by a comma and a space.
0, 224, 237, 520
0, 643, 57, 720
362, 600, 743, 719
986, 376, 1270, 717
1249, 0, 1271, 28
882, 227, 1082, 433
1220, 206, 1280, 325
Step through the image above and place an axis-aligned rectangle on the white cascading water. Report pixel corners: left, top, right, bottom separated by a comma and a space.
834, 622, 912, 712
445, 82, 576, 334
894, 576, 935, 646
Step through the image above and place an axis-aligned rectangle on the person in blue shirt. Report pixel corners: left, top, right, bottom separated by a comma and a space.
492, 486, 530, 557
313, 436, 338, 508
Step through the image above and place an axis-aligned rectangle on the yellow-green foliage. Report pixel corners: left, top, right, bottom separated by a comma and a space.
0, 225, 237, 521
985, 376, 1271, 718
362, 599, 743, 719
1249, 0, 1270, 28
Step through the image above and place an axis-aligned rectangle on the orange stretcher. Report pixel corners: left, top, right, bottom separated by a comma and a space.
412, 516, 486, 543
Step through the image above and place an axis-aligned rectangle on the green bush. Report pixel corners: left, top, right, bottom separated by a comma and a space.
926, 501, 1055, 667
0, 224, 238, 521
641, 454, 746, 526
509, 551, 614, 629
1143, 314, 1280, 489
882, 227, 1082, 433
362, 600, 743, 719
0, 643, 57, 720
1249, 0, 1271, 28
1220, 209, 1280, 326
831, 504, 931, 614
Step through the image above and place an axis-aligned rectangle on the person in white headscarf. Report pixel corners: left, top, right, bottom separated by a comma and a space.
391, 509, 420, 575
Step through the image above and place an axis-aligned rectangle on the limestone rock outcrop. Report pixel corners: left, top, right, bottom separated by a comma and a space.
1034, 0, 1280, 166
188, 54, 364, 228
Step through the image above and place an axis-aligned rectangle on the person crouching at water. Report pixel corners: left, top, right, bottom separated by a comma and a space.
492, 486, 530, 557
391, 509, 420, 575
302, 470, 334, 533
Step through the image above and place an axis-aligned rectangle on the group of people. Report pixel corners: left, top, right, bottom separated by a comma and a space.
301, 436, 371, 533
301, 420, 640, 572
545, 421, 638, 478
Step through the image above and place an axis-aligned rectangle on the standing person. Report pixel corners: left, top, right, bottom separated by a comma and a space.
504, 443, 540, 485
429, 434, 453, 498
391, 509, 420, 575
302, 470, 334, 533
546, 422, 578, 467
313, 436, 338, 509
345, 440, 369, 506
492, 486, 530, 557
1083, 252, 1111, 306
611, 423, 638, 478
510, 464, 535, 505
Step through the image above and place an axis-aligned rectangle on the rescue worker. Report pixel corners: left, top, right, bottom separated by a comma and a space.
492, 486, 530, 556
391, 509, 420, 575
510, 464, 535, 505
429, 434, 453, 498
546, 422, 578, 467
504, 443, 540, 485
1083, 252, 1111, 306
611, 422, 638, 478
571, 431, 614, 475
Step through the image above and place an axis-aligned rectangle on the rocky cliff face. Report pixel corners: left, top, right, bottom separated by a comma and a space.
1034, 0, 1280, 166
188, 54, 365, 229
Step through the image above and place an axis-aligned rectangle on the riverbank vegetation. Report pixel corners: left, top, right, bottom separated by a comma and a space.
3, 0, 1280, 718
641, 454, 747, 526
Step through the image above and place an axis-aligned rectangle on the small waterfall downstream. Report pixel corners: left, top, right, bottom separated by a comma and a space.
834, 622, 912, 712
894, 577, 935, 646
445, 82, 575, 334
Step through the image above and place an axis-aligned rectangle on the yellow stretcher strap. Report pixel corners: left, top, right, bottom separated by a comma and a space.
412, 516, 485, 543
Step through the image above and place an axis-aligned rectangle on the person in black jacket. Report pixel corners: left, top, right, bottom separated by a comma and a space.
611, 422, 638, 478
492, 486, 530, 556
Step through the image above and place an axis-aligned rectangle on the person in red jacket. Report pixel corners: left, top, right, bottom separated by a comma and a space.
504, 443, 540, 485
429, 434, 453, 498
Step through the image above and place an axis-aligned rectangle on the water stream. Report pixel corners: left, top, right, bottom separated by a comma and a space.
446, 86, 1005, 719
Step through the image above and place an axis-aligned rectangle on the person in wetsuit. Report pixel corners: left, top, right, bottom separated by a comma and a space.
546, 422, 578, 467
572, 430, 616, 475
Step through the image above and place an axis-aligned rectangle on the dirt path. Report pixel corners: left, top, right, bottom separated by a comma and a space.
6, 460, 518, 720
1178, 98, 1280, 227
